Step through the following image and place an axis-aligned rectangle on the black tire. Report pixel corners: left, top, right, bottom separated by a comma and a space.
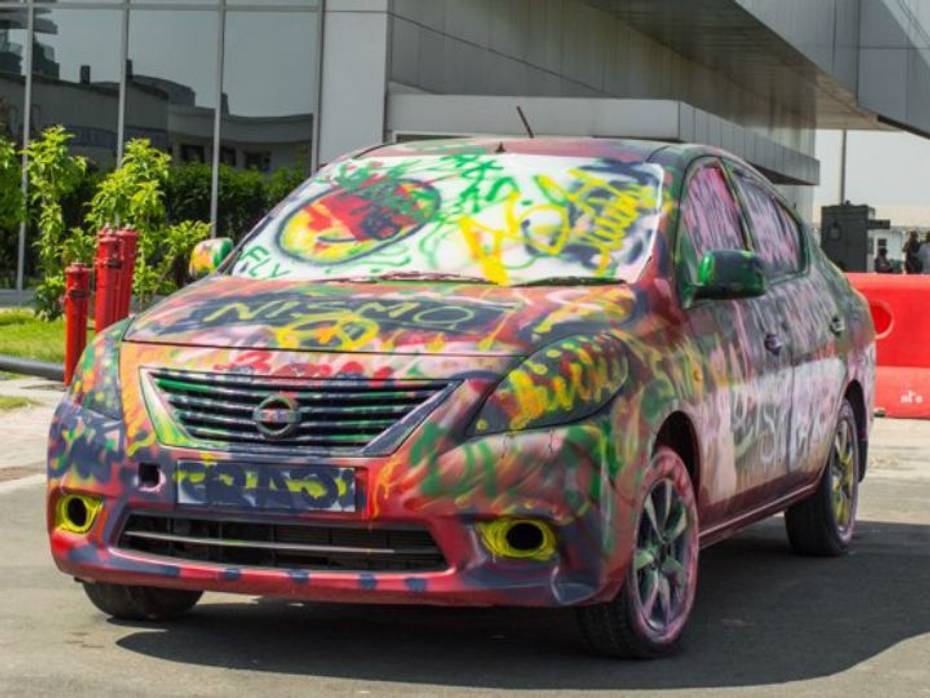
785, 399, 860, 557
83, 582, 202, 621
576, 446, 699, 659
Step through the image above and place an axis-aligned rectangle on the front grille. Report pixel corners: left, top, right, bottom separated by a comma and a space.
149, 369, 452, 455
118, 514, 448, 572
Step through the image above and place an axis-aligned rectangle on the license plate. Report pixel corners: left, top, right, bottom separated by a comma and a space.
175, 461, 356, 512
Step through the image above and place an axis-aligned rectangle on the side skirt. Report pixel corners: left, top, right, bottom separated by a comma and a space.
698, 480, 820, 549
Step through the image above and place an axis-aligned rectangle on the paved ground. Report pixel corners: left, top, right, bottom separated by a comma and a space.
1, 387, 928, 697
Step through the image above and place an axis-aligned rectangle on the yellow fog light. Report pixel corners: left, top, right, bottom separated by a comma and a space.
477, 518, 557, 561
55, 494, 102, 534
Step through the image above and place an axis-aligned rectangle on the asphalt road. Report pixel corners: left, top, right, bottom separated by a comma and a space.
1, 416, 929, 697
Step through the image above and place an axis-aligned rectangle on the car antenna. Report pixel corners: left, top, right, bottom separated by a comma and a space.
516, 105, 535, 138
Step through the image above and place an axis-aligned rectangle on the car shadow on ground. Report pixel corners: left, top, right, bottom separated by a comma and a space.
113, 517, 930, 690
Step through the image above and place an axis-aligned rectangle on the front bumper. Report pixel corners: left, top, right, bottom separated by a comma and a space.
47, 346, 642, 608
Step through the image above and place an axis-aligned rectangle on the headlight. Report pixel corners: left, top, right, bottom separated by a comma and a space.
471, 333, 628, 435
68, 319, 130, 421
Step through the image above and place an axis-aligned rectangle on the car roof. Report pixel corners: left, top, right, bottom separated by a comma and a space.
354, 137, 736, 173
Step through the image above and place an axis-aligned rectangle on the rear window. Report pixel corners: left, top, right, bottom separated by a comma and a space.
228, 153, 665, 285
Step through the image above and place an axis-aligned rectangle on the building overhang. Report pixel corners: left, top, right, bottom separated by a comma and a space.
387, 94, 819, 185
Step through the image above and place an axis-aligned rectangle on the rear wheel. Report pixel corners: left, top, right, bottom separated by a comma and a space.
576, 446, 699, 658
83, 582, 202, 621
785, 399, 859, 557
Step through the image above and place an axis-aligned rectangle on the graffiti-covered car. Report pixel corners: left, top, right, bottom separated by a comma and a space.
48, 138, 875, 658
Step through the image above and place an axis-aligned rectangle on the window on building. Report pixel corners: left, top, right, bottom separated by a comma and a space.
244, 151, 270, 172
734, 171, 804, 278
0, 7, 27, 142
125, 10, 218, 161
218, 11, 317, 238
677, 161, 747, 291
181, 144, 206, 164
30, 8, 122, 168
8, 1, 321, 291
220, 146, 236, 167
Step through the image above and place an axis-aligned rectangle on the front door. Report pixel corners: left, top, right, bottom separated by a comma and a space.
730, 167, 846, 488
675, 159, 791, 526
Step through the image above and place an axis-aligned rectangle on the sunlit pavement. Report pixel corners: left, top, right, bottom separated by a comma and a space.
1, 402, 928, 697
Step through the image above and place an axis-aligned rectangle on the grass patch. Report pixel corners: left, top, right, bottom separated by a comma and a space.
0, 308, 92, 364
0, 395, 37, 411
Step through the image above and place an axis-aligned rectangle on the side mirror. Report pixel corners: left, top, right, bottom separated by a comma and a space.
695, 250, 766, 300
189, 238, 233, 281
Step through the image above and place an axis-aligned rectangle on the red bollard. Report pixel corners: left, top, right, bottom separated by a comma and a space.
64, 263, 90, 385
94, 231, 122, 333
114, 228, 139, 320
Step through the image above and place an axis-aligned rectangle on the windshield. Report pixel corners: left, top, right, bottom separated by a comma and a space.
229, 153, 665, 286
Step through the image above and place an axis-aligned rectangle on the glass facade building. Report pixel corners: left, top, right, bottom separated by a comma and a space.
0, 0, 321, 238
6, 0, 930, 289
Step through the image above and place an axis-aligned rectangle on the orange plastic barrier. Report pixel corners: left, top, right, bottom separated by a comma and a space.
846, 273, 930, 418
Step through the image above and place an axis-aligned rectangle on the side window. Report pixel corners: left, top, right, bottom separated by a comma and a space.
775, 202, 805, 270
677, 162, 747, 292
733, 172, 803, 278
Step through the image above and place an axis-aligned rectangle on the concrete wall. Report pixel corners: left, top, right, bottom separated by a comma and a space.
739, 0, 930, 137
387, 0, 815, 159
735, 0, 861, 94
859, 0, 930, 136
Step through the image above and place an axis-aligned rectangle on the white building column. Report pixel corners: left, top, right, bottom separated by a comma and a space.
317, 0, 390, 166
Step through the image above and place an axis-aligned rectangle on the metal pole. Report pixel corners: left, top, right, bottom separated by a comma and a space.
839, 129, 847, 205
116, 4, 129, 165
208, 0, 226, 238
311, 0, 326, 173
15, 3, 35, 292
0, 354, 64, 382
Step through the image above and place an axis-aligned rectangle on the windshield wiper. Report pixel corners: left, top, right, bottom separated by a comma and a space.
519, 276, 626, 287
312, 271, 494, 284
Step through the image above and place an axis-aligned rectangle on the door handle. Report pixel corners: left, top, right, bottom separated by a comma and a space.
765, 332, 784, 356
829, 315, 846, 336
764, 332, 783, 355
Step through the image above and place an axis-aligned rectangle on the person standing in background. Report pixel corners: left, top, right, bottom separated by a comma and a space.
874, 247, 894, 273
918, 232, 930, 275
904, 230, 923, 273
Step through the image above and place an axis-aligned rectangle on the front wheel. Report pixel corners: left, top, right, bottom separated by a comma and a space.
785, 399, 860, 557
576, 446, 700, 658
83, 581, 202, 621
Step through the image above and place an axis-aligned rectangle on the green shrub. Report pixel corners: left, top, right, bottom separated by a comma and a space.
23, 127, 88, 319
87, 139, 210, 307
165, 162, 211, 226
21, 127, 311, 314
218, 165, 266, 240
0, 136, 24, 288
265, 165, 308, 209
166, 162, 307, 241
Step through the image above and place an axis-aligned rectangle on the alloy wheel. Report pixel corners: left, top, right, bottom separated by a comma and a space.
632, 477, 695, 635
829, 416, 858, 539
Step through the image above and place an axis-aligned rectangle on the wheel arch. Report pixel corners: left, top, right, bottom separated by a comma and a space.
844, 379, 869, 480
653, 411, 701, 498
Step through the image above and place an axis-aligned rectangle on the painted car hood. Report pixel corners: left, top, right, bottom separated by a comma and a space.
124, 276, 640, 356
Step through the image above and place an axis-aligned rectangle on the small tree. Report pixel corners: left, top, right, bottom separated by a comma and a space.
0, 137, 24, 287
87, 139, 210, 307
0, 137, 22, 230
23, 126, 88, 318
